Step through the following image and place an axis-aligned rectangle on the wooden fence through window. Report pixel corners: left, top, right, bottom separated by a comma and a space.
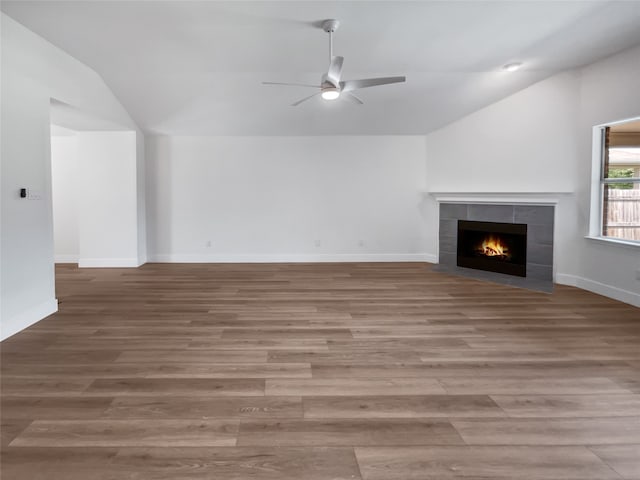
605, 188, 640, 241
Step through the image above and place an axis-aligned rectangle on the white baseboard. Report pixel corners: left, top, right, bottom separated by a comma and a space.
556, 273, 640, 308
78, 257, 142, 268
423, 253, 438, 264
1, 298, 58, 341
148, 253, 433, 263
55, 254, 79, 263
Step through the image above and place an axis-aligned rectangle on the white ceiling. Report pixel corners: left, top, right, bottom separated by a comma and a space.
3, 1, 640, 135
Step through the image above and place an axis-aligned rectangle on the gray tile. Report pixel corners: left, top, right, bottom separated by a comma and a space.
528, 224, 554, 246
468, 205, 514, 223
439, 219, 458, 237
527, 243, 553, 266
515, 205, 554, 225
465, 269, 497, 281
432, 265, 553, 293
439, 252, 456, 266
439, 236, 457, 254
526, 263, 553, 281
440, 204, 468, 220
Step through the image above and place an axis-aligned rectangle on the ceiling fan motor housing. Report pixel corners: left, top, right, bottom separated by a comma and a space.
321, 73, 338, 88
322, 19, 340, 33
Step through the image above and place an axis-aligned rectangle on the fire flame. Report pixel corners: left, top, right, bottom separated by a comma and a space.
477, 235, 510, 259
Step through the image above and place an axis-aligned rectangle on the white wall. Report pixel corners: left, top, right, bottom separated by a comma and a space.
51, 131, 140, 267
0, 14, 144, 339
136, 135, 147, 265
571, 45, 640, 305
425, 72, 580, 194
77, 132, 139, 267
147, 136, 430, 262
425, 45, 640, 306
51, 134, 79, 262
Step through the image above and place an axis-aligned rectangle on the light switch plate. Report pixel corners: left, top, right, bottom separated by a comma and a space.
27, 190, 43, 200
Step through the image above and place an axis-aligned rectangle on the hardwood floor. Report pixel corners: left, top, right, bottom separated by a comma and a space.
1, 262, 639, 479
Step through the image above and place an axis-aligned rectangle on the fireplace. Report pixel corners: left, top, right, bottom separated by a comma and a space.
457, 220, 527, 277
436, 202, 553, 291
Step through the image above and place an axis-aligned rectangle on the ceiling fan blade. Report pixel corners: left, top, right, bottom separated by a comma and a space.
327, 55, 344, 86
291, 92, 321, 106
340, 76, 406, 92
262, 82, 321, 88
343, 92, 364, 105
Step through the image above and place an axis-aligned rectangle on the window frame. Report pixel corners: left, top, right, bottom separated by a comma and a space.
589, 118, 640, 247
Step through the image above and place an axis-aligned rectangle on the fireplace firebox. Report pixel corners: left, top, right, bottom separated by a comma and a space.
457, 220, 527, 277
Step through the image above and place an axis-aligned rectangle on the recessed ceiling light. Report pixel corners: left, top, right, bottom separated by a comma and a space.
503, 62, 523, 72
321, 88, 340, 100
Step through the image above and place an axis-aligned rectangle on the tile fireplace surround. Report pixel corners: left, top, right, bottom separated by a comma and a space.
435, 201, 555, 292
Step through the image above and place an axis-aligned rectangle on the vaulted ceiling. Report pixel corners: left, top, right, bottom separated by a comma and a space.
3, 1, 640, 135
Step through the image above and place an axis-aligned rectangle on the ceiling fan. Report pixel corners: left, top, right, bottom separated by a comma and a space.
263, 19, 406, 106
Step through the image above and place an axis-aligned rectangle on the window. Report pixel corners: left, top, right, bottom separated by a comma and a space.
599, 120, 640, 243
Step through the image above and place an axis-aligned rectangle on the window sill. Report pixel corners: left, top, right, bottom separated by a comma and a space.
585, 235, 640, 249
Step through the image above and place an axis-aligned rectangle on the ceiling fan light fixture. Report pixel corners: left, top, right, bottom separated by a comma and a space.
321, 88, 340, 100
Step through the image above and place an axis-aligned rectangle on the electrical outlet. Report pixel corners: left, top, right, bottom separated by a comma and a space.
314, 240, 321, 247
205, 240, 212, 248
358, 240, 365, 247
636, 269, 640, 281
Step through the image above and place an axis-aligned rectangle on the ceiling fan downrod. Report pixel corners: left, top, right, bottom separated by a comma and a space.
322, 19, 340, 62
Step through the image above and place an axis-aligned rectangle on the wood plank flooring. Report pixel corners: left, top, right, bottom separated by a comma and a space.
1, 262, 639, 479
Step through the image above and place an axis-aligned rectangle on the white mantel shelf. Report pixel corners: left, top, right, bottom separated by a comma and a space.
427, 191, 573, 205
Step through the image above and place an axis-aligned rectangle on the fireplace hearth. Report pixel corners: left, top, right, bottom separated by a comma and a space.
457, 220, 527, 277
